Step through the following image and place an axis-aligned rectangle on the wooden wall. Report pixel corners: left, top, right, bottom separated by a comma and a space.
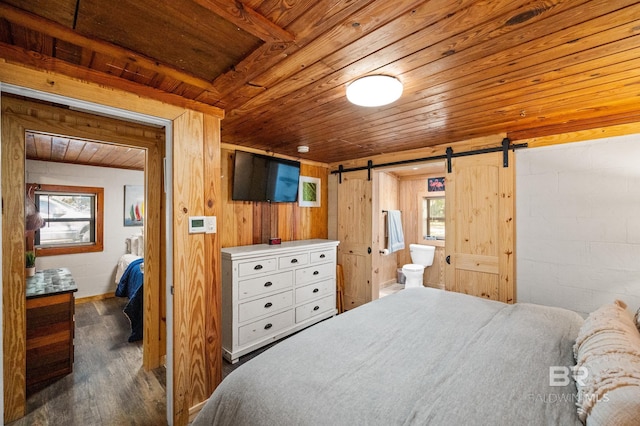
1, 96, 26, 422
398, 173, 446, 290
173, 111, 222, 424
220, 147, 329, 247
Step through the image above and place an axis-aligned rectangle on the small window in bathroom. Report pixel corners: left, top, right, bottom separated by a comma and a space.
422, 196, 445, 240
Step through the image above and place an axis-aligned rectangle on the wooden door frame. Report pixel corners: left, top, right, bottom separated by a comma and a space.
0, 62, 224, 426
1, 95, 165, 421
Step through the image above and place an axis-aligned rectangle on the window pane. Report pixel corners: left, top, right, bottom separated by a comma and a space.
423, 196, 445, 240
428, 219, 445, 239
36, 193, 95, 246
31, 184, 104, 256
39, 220, 91, 244
429, 198, 445, 219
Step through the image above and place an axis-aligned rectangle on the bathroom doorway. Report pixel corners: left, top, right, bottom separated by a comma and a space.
372, 161, 448, 299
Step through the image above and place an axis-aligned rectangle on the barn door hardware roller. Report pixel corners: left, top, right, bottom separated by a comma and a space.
502, 137, 510, 167
444, 138, 525, 173
332, 138, 527, 181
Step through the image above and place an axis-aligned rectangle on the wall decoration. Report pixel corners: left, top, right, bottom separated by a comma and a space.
124, 185, 144, 226
428, 177, 445, 192
298, 176, 321, 207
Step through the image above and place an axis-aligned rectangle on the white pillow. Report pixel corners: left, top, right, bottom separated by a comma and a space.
573, 300, 640, 425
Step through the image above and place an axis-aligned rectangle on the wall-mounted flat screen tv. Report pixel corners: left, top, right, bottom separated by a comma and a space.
232, 150, 301, 202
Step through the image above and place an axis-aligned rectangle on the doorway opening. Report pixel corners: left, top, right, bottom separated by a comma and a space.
373, 161, 447, 300
1, 90, 172, 424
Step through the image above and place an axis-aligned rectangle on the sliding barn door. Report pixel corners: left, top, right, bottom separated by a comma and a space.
445, 152, 515, 303
337, 170, 372, 309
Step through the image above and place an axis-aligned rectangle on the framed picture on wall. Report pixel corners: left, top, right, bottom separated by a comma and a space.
428, 177, 445, 192
298, 176, 321, 207
124, 185, 144, 226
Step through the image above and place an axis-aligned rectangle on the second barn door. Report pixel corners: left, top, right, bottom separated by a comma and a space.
445, 151, 515, 303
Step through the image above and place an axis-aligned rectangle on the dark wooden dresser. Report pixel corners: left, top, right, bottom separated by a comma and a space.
25, 268, 77, 395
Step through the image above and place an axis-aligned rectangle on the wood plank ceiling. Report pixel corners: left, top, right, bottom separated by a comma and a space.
1, 0, 640, 164
25, 132, 146, 170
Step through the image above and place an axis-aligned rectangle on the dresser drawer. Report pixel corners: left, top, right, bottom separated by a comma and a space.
238, 271, 293, 300
310, 249, 335, 264
278, 253, 309, 269
238, 290, 293, 323
238, 257, 277, 277
295, 280, 334, 304
295, 295, 335, 323
238, 310, 294, 346
295, 262, 335, 285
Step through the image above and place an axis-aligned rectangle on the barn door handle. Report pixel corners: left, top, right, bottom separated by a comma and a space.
446, 255, 451, 264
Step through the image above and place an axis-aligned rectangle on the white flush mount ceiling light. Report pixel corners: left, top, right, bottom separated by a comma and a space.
346, 75, 403, 107
297, 145, 309, 153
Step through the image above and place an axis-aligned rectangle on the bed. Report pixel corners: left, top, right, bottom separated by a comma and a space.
115, 254, 144, 342
193, 287, 588, 425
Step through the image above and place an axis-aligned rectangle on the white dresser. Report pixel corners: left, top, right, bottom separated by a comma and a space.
222, 239, 340, 363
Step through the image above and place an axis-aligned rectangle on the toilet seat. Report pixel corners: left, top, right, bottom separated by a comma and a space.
402, 264, 424, 273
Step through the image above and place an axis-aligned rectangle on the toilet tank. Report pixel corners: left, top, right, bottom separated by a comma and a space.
409, 244, 436, 266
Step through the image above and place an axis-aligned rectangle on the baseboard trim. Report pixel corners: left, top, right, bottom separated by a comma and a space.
379, 279, 397, 289
75, 292, 116, 304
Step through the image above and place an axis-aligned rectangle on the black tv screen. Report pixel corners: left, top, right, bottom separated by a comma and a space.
232, 151, 300, 202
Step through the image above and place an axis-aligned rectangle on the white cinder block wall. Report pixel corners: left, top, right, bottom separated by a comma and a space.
516, 135, 640, 315
27, 160, 144, 299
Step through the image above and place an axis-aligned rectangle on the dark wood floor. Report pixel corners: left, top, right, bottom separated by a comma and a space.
221, 340, 277, 379
9, 297, 167, 426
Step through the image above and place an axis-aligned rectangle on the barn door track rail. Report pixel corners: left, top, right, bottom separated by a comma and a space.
331, 138, 527, 182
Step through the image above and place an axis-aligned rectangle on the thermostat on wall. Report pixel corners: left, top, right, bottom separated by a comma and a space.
189, 216, 217, 234
189, 216, 206, 233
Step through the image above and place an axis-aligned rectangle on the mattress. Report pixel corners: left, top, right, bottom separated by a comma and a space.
194, 287, 584, 425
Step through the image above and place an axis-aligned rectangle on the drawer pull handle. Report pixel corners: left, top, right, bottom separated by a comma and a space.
320, 254, 326, 258
313, 306, 320, 311
313, 271, 319, 275
313, 288, 319, 293
291, 258, 298, 264
264, 302, 273, 308
264, 281, 273, 287
254, 264, 263, 270
264, 323, 273, 330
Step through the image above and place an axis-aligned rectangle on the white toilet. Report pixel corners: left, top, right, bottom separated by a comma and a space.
402, 244, 436, 288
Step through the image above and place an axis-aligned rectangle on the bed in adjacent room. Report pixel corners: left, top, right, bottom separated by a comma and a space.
193, 287, 640, 425
115, 254, 144, 342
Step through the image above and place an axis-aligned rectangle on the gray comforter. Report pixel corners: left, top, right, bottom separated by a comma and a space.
194, 287, 584, 425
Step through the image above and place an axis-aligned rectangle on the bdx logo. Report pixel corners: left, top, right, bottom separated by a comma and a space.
549, 366, 588, 387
